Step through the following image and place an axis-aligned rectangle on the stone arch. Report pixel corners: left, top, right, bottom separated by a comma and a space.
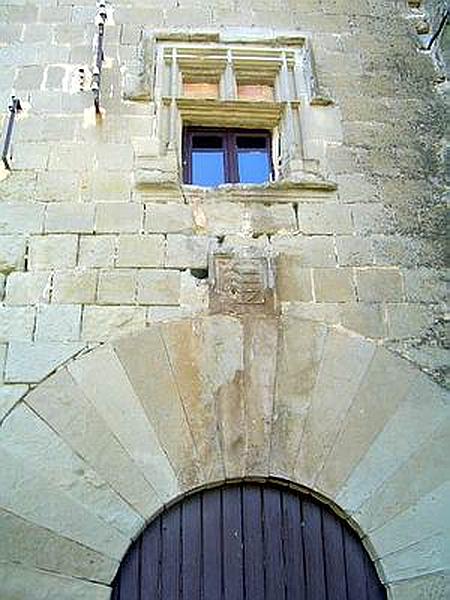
0, 314, 448, 599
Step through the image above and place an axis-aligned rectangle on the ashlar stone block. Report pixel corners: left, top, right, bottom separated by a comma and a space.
5, 341, 84, 383
52, 270, 97, 304
0, 235, 26, 274
166, 234, 213, 269
117, 234, 165, 268
35, 304, 82, 341
95, 203, 143, 233
0, 384, 28, 422
0, 509, 118, 584
144, 203, 194, 234
137, 269, 181, 305
276, 255, 313, 302
298, 203, 353, 234
0, 202, 43, 234
29, 235, 78, 270
356, 268, 404, 302
78, 236, 115, 268
5, 271, 52, 304
82, 306, 146, 342
0, 563, 111, 600
97, 270, 137, 305
0, 306, 35, 342
313, 267, 355, 302
45, 203, 95, 234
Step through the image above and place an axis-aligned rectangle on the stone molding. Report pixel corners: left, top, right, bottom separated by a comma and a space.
125, 28, 341, 191
0, 315, 448, 598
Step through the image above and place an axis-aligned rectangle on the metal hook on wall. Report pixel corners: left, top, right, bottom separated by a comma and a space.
1, 96, 22, 170
92, 2, 108, 114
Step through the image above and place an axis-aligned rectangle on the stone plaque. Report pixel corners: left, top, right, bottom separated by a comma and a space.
209, 249, 276, 315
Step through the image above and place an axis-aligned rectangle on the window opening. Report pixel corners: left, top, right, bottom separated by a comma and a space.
184, 128, 272, 186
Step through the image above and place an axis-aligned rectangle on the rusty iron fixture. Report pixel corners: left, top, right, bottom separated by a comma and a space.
1, 96, 22, 170
92, 2, 108, 113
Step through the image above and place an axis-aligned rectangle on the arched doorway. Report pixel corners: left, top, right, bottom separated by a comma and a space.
112, 482, 386, 599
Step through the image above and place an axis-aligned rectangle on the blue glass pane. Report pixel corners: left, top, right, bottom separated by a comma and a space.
192, 151, 225, 186
238, 151, 270, 184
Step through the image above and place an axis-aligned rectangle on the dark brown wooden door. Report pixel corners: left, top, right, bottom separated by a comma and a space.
112, 482, 386, 600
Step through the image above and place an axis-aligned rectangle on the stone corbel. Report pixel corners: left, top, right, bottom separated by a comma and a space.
122, 33, 154, 101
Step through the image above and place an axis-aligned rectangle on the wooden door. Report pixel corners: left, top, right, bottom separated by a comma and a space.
112, 482, 386, 599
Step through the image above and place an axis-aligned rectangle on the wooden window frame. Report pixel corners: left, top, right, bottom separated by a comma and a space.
183, 127, 273, 185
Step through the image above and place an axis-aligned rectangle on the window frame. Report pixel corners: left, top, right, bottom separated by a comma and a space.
183, 127, 273, 186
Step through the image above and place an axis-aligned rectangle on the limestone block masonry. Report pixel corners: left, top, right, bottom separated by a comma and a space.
0, 0, 449, 599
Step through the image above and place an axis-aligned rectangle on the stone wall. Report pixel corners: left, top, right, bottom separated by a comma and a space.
0, 0, 448, 397
0, 0, 449, 598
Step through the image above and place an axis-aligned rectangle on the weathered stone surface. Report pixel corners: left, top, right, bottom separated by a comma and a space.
270, 316, 328, 478
166, 234, 213, 269
271, 235, 336, 267
35, 304, 81, 341
313, 267, 355, 302
341, 304, 387, 338
298, 203, 352, 234
243, 316, 278, 476
114, 327, 202, 488
0, 509, 118, 583
29, 235, 78, 270
356, 268, 404, 302
79, 236, 116, 268
144, 203, 194, 233
336, 376, 449, 515
0, 384, 28, 422
25, 368, 159, 520
82, 306, 146, 342
386, 303, 437, 339
317, 348, 420, 497
0, 306, 35, 341
137, 269, 181, 305
0, 403, 142, 540
296, 331, 376, 486
52, 269, 97, 304
371, 481, 450, 559
276, 256, 313, 302
160, 318, 226, 481
117, 234, 165, 267
354, 416, 450, 534
0, 446, 130, 558
0, 202, 43, 234
0, 235, 26, 274
387, 570, 450, 598
5, 271, 52, 304
0, 563, 111, 600
95, 203, 143, 233
5, 341, 84, 383
97, 270, 136, 305
45, 203, 95, 233
68, 346, 178, 502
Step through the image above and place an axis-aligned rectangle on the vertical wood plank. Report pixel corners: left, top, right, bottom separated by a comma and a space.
242, 484, 265, 600
222, 485, 244, 600
162, 505, 181, 600
365, 553, 385, 600
111, 483, 387, 600
344, 529, 367, 600
283, 490, 305, 600
263, 487, 285, 599
182, 494, 202, 599
140, 517, 161, 600
202, 488, 222, 599
302, 497, 327, 600
119, 540, 140, 600
322, 509, 347, 600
